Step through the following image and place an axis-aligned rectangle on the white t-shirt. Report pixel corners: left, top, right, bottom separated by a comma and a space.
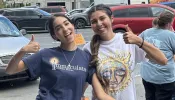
83, 33, 146, 100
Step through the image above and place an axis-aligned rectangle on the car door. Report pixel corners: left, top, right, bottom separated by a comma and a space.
150, 6, 174, 18
12, 10, 29, 30
127, 7, 152, 34
25, 10, 45, 31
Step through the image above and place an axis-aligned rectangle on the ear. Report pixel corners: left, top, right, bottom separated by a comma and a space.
111, 16, 114, 23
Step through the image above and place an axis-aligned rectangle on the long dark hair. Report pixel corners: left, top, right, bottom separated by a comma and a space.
88, 4, 113, 92
88, 4, 113, 67
48, 14, 73, 41
157, 11, 174, 29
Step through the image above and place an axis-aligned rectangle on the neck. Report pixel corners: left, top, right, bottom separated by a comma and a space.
60, 42, 77, 51
101, 31, 115, 41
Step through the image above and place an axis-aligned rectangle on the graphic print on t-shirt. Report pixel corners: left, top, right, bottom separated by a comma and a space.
97, 50, 132, 94
50, 57, 87, 72
50, 57, 59, 64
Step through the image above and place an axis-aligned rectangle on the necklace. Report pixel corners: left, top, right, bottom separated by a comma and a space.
60, 48, 77, 67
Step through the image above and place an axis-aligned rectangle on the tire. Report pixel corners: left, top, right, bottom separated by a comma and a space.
75, 19, 86, 29
113, 29, 126, 34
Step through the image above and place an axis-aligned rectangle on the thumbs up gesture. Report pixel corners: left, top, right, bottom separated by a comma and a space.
123, 25, 141, 44
22, 34, 40, 53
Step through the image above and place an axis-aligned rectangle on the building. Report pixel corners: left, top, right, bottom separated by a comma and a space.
5, 0, 90, 11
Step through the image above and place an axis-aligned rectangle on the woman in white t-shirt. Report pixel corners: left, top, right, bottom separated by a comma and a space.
83, 4, 168, 100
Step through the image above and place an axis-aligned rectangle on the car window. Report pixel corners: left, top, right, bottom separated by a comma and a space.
129, 7, 149, 17
70, 10, 81, 15
15, 10, 27, 16
37, 9, 51, 16
0, 10, 4, 14
27, 10, 38, 16
0, 17, 21, 36
51, 8, 62, 13
4, 11, 15, 16
113, 9, 129, 17
170, 3, 175, 9
40, 8, 51, 13
151, 7, 173, 17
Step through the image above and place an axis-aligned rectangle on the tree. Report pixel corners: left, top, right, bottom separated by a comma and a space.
0, 0, 5, 8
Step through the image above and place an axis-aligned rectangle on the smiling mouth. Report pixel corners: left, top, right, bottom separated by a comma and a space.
64, 32, 72, 37
98, 27, 105, 31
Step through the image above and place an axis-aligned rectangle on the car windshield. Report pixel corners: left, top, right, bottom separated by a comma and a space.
83, 8, 90, 13
37, 9, 51, 16
0, 17, 21, 37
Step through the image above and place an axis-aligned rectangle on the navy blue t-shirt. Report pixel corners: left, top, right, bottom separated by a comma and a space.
22, 47, 95, 100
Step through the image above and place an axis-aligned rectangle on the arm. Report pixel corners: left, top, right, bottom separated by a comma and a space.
81, 83, 89, 100
92, 73, 115, 100
6, 35, 40, 74
174, 55, 175, 61
124, 26, 167, 65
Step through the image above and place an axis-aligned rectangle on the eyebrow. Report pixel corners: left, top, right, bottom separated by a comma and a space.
90, 15, 106, 22
54, 20, 68, 29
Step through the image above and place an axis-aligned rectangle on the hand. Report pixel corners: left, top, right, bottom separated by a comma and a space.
21, 34, 40, 53
123, 25, 142, 45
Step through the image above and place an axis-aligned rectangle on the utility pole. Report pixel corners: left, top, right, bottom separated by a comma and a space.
128, 0, 130, 5
74, 0, 76, 9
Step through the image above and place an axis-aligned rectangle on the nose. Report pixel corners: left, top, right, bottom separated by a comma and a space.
97, 20, 102, 26
62, 25, 68, 32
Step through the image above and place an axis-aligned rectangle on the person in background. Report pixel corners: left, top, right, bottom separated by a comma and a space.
83, 4, 167, 100
140, 11, 175, 100
5, 14, 114, 100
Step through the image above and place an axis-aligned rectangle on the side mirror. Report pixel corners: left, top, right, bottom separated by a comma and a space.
20, 29, 27, 35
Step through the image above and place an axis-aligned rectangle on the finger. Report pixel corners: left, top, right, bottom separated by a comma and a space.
125, 24, 133, 33
30, 34, 35, 42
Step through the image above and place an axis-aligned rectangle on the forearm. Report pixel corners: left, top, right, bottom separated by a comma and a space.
92, 74, 115, 100
6, 48, 26, 74
136, 39, 167, 65
98, 94, 115, 100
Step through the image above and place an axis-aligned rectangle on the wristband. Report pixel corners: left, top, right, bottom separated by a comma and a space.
139, 38, 144, 48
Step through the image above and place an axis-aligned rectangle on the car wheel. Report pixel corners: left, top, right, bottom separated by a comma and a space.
75, 19, 86, 29
113, 29, 126, 33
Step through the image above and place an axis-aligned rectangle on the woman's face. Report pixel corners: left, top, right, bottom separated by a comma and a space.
53, 16, 75, 44
90, 10, 113, 37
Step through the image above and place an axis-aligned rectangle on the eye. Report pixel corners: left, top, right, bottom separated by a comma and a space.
65, 22, 69, 26
55, 27, 60, 31
115, 68, 126, 76
102, 69, 112, 79
99, 16, 106, 21
91, 20, 97, 24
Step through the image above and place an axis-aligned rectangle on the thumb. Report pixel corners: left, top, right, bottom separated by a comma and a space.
125, 24, 133, 33
30, 34, 35, 42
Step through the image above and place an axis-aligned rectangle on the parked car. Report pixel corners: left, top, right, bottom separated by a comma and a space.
65, 8, 85, 16
70, 4, 124, 29
39, 6, 68, 15
0, 15, 35, 82
0, 8, 51, 33
159, 2, 175, 9
111, 4, 175, 35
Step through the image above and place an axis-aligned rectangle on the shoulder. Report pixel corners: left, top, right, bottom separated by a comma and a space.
38, 48, 57, 55
82, 42, 91, 54
77, 48, 91, 61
